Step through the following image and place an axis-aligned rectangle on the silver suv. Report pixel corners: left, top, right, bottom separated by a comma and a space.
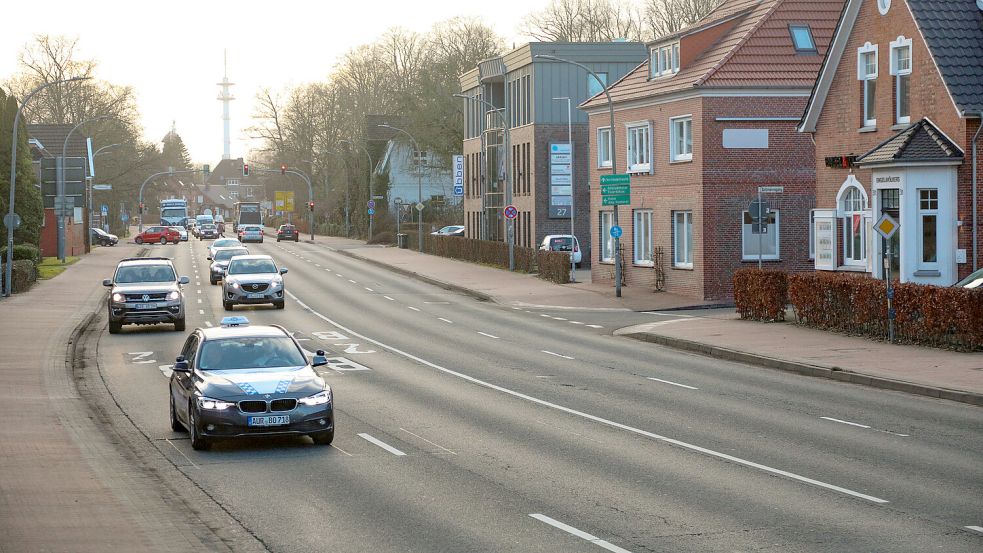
222, 254, 287, 310
104, 257, 190, 333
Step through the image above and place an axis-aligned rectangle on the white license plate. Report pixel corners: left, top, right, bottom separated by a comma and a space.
247, 293, 263, 299
134, 303, 156, 310
248, 415, 290, 427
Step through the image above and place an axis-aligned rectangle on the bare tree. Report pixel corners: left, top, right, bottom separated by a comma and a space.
643, 0, 723, 39
521, 0, 645, 42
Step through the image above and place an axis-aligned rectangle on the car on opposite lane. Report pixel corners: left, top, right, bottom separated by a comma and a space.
168, 316, 334, 450
135, 226, 181, 245
238, 224, 264, 243
208, 246, 250, 285
276, 224, 300, 242
103, 257, 190, 333
198, 224, 219, 240
222, 254, 287, 310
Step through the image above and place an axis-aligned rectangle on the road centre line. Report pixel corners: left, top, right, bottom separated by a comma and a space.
552, 317, 568, 321
384, 296, 395, 301
287, 291, 890, 505
965, 526, 983, 534
569, 321, 584, 325
438, 318, 453, 324
542, 350, 574, 360
365, 287, 374, 292
199, 310, 205, 315
820, 417, 870, 429
586, 324, 603, 329
529, 514, 632, 553
400, 428, 456, 455
647, 377, 698, 390
336, 274, 344, 278
408, 306, 421, 311
197, 299, 202, 304
477, 332, 499, 339
358, 433, 406, 456
349, 279, 358, 284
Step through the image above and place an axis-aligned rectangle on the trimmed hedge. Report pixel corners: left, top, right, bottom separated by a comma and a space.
403, 231, 573, 283
733, 268, 788, 321
536, 250, 572, 284
0, 259, 37, 294
0, 244, 42, 267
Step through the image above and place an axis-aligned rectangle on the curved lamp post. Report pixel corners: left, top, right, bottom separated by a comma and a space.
340, 139, 374, 240
59, 115, 116, 260
377, 124, 424, 252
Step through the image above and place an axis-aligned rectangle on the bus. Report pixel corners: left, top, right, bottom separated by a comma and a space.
234, 201, 262, 231
160, 198, 189, 227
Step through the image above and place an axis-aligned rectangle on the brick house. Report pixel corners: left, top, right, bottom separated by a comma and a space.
583, 0, 843, 300
799, 0, 983, 285
28, 125, 88, 257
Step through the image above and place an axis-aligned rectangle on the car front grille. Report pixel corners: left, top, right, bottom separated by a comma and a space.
242, 283, 269, 292
237, 399, 297, 413
270, 399, 297, 412
239, 400, 267, 413
124, 292, 168, 302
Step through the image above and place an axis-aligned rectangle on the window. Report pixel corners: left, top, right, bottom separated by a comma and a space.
626, 123, 650, 173
890, 37, 912, 125
597, 127, 612, 168
670, 116, 692, 162
633, 210, 653, 265
839, 185, 867, 266
809, 209, 816, 259
673, 211, 693, 268
790, 25, 817, 53
858, 43, 878, 127
600, 211, 615, 262
650, 42, 680, 77
919, 189, 938, 264
588, 73, 608, 98
877, 0, 891, 15
742, 210, 780, 260
229, 190, 239, 199
226, 178, 239, 186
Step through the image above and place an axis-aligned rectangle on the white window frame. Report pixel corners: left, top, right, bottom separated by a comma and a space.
857, 43, 878, 127
626, 122, 651, 174
673, 210, 693, 268
741, 209, 780, 261
650, 42, 680, 78
597, 127, 612, 168
633, 209, 653, 266
918, 188, 939, 269
877, 0, 891, 15
226, 178, 240, 186
838, 184, 868, 267
890, 36, 912, 125
600, 211, 615, 263
809, 208, 816, 259
229, 190, 239, 199
670, 115, 693, 162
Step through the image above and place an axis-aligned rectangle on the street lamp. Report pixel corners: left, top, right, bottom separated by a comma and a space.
377, 124, 424, 252
5, 76, 90, 297
553, 96, 577, 282
340, 139, 374, 240
535, 54, 621, 297
88, 143, 121, 240
61, 115, 116, 260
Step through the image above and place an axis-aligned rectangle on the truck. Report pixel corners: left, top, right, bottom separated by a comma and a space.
160, 198, 189, 227
234, 201, 262, 232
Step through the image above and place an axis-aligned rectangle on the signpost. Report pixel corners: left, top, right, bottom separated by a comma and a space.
874, 213, 900, 344
610, 225, 622, 238
504, 205, 518, 220
549, 143, 573, 218
752, 186, 784, 269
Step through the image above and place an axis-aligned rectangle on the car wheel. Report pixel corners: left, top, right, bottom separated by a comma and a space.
172, 239, 179, 244
159, 237, 167, 245
174, 317, 185, 332
223, 300, 234, 311
274, 300, 285, 310
135, 236, 143, 244
310, 429, 333, 445
188, 403, 210, 451
209, 277, 217, 285
108, 318, 122, 334
294, 236, 299, 242
170, 394, 185, 432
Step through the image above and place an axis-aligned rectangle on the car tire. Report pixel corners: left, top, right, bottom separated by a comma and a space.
159, 237, 167, 245
135, 236, 143, 245
295, 237, 299, 242
108, 318, 122, 334
170, 394, 185, 432
172, 239, 179, 244
274, 300, 285, 310
223, 300, 233, 311
209, 277, 217, 285
188, 404, 210, 451
174, 317, 186, 332
276, 237, 281, 242
310, 429, 333, 445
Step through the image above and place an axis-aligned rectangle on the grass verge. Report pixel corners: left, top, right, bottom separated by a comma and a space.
38, 256, 81, 279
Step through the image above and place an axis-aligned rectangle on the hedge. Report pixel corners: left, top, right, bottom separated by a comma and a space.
536, 250, 572, 284
0, 259, 37, 294
733, 268, 788, 321
0, 244, 42, 267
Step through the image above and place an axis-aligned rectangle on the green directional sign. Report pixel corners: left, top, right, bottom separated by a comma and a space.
602, 194, 630, 206
599, 173, 630, 186
601, 184, 630, 196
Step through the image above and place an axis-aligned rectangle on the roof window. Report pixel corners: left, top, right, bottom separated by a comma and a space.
789, 25, 817, 53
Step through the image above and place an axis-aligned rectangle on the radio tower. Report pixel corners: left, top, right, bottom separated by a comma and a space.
217, 50, 235, 160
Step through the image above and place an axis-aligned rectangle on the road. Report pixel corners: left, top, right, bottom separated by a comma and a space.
92, 235, 983, 552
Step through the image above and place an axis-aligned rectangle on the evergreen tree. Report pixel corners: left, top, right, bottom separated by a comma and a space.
0, 88, 44, 246
161, 123, 192, 171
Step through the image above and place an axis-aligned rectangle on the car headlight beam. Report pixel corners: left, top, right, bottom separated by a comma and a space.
167, 290, 181, 301
298, 389, 332, 406
112, 292, 124, 303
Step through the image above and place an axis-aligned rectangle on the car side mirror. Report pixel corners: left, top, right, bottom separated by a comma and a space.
206, 256, 212, 261
178, 276, 190, 285
102, 279, 113, 287
280, 267, 288, 275
312, 349, 328, 367
173, 356, 190, 372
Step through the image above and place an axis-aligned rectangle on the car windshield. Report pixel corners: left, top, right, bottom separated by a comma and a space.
214, 248, 249, 262
955, 268, 983, 289
549, 237, 574, 251
213, 238, 239, 248
198, 336, 306, 370
244, 226, 260, 232
115, 264, 175, 283
228, 259, 277, 275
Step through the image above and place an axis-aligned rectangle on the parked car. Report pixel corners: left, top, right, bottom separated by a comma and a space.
222, 254, 287, 310
207, 246, 249, 285
103, 257, 189, 333
238, 224, 264, 243
135, 226, 181, 245
90, 227, 118, 246
539, 234, 582, 265
169, 226, 189, 241
199, 224, 219, 240
954, 268, 983, 289
432, 225, 465, 236
276, 224, 300, 242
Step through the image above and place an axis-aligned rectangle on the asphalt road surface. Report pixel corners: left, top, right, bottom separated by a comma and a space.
93, 236, 983, 553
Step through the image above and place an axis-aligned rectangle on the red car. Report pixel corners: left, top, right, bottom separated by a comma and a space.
134, 226, 181, 245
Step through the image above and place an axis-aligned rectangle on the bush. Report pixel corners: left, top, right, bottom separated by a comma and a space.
0, 244, 42, 267
368, 231, 395, 245
536, 250, 571, 284
0, 259, 37, 293
733, 268, 788, 321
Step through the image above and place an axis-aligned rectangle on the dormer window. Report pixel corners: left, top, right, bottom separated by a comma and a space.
789, 25, 817, 53
650, 42, 680, 78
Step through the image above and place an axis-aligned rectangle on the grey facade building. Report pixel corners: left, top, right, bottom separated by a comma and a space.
459, 42, 646, 256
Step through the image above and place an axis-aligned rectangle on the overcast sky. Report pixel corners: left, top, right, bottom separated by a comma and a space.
1, 0, 548, 164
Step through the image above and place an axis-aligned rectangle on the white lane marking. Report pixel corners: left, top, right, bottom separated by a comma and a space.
647, 377, 698, 390
315, 264, 321, 267
540, 314, 552, 318
408, 306, 421, 312
288, 291, 889, 505
336, 273, 344, 278
358, 433, 406, 456
384, 296, 395, 301
348, 279, 357, 284
400, 428, 456, 455
438, 318, 453, 324
164, 439, 199, 470
965, 526, 983, 534
365, 287, 374, 292
552, 317, 568, 321
511, 307, 522, 310
477, 332, 499, 339
195, 282, 201, 286
197, 290, 201, 294
198, 309, 205, 315
542, 350, 574, 360
586, 324, 603, 329
645, 312, 695, 317
158, 364, 173, 378
570, 321, 584, 325
331, 444, 354, 457
197, 299, 202, 304
820, 417, 870, 429
529, 514, 632, 553
204, 321, 213, 327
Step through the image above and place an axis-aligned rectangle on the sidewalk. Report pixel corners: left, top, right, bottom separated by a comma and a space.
327, 239, 983, 406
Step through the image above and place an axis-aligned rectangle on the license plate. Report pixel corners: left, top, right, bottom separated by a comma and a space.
248, 415, 289, 427
247, 293, 263, 299
134, 303, 156, 310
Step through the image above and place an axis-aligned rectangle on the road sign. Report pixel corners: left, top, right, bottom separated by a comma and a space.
121, 212, 129, 222
275, 191, 295, 212
415, 202, 425, 211
453, 154, 464, 197
874, 213, 899, 239
101, 204, 109, 216
758, 186, 785, 194
599, 173, 630, 186
504, 205, 518, 220
601, 184, 630, 196
3, 213, 21, 230
602, 195, 630, 206
367, 200, 376, 209
367, 208, 375, 216
92, 184, 112, 191
610, 225, 623, 238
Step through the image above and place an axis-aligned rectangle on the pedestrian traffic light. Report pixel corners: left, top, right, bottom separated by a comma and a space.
308, 201, 314, 211
139, 202, 144, 214
242, 163, 249, 176
281, 164, 287, 175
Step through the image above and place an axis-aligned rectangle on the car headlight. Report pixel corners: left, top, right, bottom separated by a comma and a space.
298, 388, 332, 406
271, 276, 283, 288
197, 396, 235, 410
167, 290, 181, 301
229, 281, 239, 289
112, 292, 124, 303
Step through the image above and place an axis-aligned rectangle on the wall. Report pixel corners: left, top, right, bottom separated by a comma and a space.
39, 209, 85, 258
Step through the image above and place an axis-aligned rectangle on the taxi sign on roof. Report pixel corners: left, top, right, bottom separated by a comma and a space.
220, 316, 250, 327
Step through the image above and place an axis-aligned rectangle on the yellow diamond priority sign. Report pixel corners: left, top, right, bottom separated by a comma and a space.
874, 213, 899, 239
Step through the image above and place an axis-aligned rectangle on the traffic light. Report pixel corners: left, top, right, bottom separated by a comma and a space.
203, 164, 210, 177
138, 202, 144, 214
242, 163, 249, 176
280, 164, 287, 175
308, 201, 314, 211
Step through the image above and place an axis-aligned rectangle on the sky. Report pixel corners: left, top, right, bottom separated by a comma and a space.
1, 0, 550, 165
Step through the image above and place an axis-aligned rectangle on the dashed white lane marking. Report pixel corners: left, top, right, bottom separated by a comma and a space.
965, 526, 983, 534
197, 290, 201, 294
365, 287, 374, 292
197, 299, 202, 304
408, 306, 421, 312
529, 514, 632, 553
204, 321, 213, 327
400, 428, 456, 455
289, 291, 890, 505
348, 279, 357, 284
820, 417, 870, 429
315, 264, 321, 267
540, 314, 552, 318
647, 377, 698, 390
438, 318, 453, 324
552, 317, 567, 321
198, 309, 205, 315
383, 296, 395, 301
570, 321, 584, 325
196, 282, 201, 286
586, 324, 603, 329
358, 433, 406, 456
542, 350, 574, 360
477, 332, 499, 339
336, 273, 344, 278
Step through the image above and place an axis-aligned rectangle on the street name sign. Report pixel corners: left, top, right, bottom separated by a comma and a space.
599, 174, 630, 186
758, 185, 784, 194
92, 184, 112, 191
